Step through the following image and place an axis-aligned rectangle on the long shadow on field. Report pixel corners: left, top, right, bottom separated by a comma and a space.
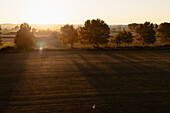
106, 52, 170, 78
0, 53, 29, 113
104, 52, 170, 112
72, 51, 170, 112
72, 53, 120, 112
105, 52, 170, 91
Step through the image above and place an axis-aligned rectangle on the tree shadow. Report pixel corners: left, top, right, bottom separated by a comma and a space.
105, 51, 170, 90
72, 53, 125, 112
71, 51, 170, 112
0, 52, 29, 113
72, 53, 115, 90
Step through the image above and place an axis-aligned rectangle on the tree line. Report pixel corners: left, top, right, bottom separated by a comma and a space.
1, 19, 169, 49
0, 25, 2, 45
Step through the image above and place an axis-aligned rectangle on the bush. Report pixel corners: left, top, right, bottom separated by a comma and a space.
135, 22, 156, 45
112, 30, 133, 47
157, 22, 170, 44
59, 25, 78, 48
14, 23, 35, 50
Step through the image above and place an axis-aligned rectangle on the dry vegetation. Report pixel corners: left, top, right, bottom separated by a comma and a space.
0, 50, 170, 113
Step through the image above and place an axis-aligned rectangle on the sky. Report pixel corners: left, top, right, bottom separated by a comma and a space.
0, 0, 169, 25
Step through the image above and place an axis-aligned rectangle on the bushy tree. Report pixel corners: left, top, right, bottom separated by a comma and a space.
0, 25, 1, 34
0, 25, 2, 44
60, 24, 78, 48
0, 35, 2, 45
121, 30, 133, 46
79, 19, 110, 48
0, 25, 2, 34
135, 22, 156, 45
14, 23, 34, 49
112, 32, 122, 47
112, 30, 133, 47
156, 22, 170, 44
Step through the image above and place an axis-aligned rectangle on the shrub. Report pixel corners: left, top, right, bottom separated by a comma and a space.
14, 23, 35, 50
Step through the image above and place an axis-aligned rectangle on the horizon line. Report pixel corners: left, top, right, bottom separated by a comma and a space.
0, 22, 162, 26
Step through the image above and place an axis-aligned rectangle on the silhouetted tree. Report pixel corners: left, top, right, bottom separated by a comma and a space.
0, 25, 1, 44
0, 35, 2, 45
79, 19, 110, 48
135, 22, 156, 45
122, 30, 133, 46
60, 24, 78, 48
112, 32, 122, 47
0, 25, 1, 34
128, 23, 138, 32
112, 30, 133, 47
156, 22, 170, 44
14, 23, 34, 49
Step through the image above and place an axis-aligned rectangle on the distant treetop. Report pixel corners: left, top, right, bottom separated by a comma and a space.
79, 18, 110, 48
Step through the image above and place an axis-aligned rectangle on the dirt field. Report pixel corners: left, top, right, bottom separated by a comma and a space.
0, 50, 170, 113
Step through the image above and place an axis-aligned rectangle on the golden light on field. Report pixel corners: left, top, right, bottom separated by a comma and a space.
27, 1, 70, 24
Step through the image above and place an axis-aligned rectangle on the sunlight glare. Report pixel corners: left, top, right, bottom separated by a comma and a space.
27, 1, 70, 24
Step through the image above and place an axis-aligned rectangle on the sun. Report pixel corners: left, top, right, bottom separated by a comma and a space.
27, 1, 70, 24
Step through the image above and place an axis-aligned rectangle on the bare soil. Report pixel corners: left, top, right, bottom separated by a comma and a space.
0, 50, 170, 113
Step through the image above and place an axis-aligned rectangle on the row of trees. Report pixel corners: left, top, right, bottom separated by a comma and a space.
13, 19, 170, 49
112, 22, 156, 47
0, 25, 2, 44
60, 19, 110, 48
59, 21, 170, 48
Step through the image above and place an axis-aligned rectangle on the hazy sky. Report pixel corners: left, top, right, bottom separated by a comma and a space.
0, 0, 169, 24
